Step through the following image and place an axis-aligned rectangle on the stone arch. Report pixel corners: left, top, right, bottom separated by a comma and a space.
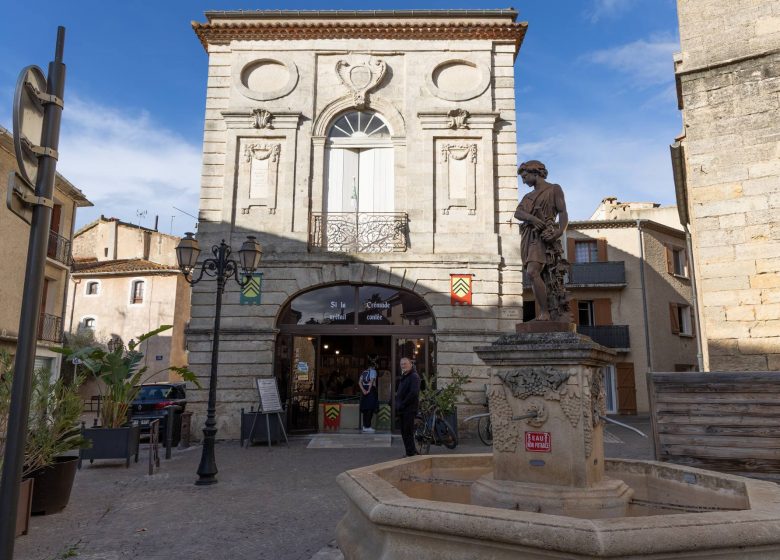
274, 278, 435, 328
312, 94, 406, 138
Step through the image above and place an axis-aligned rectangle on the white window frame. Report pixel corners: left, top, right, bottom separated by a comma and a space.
574, 240, 598, 263
578, 300, 595, 326
672, 247, 689, 278
84, 280, 101, 296
129, 278, 146, 306
678, 304, 693, 336
602, 365, 618, 414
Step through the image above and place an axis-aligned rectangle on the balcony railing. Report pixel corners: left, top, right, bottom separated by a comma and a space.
47, 230, 72, 266
309, 212, 409, 253
568, 261, 626, 286
577, 325, 630, 350
524, 261, 626, 289
37, 313, 63, 343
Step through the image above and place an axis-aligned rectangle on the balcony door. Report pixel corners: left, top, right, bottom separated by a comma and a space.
327, 147, 394, 213
326, 110, 394, 214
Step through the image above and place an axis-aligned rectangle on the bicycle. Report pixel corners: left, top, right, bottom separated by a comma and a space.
464, 385, 493, 446
413, 389, 458, 455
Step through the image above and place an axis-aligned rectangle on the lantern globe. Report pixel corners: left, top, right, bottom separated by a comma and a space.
176, 232, 201, 274
238, 235, 263, 274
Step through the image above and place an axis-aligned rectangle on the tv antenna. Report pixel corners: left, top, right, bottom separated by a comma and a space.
136, 209, 147, 227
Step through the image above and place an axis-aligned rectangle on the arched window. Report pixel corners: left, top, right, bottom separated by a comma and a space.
130, 280, 145, 304
326, 111, 394, 214
82, 317, 96, 330
328, 111, 390, 139
278, 284, 434, 328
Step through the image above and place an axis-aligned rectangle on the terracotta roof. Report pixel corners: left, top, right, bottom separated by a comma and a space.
72, 259, 179, 275
192, 19, 528, 54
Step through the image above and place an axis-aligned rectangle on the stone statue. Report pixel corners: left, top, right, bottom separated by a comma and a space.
514, 160, 571, 322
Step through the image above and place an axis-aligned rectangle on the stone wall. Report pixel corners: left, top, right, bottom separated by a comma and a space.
676, 0, 780, 371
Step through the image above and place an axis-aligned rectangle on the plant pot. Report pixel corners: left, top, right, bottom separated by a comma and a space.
28, 456, 78, 515
16, 478, 33, 537
79, 424, 140, 468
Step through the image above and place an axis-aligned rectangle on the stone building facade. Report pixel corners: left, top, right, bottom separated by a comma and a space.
0, 125, 92, 374
189, 10, 527, 437
66, 217, 190, 390
675, 0, 780, 371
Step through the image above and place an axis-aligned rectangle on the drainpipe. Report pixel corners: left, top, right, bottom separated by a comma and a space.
683, 225, 704, 372
637, 220, 652, 372
61, 201, 79, 340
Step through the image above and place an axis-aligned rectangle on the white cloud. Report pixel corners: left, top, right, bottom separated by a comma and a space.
585, 0, 635, 23
517, 119, 678, 220
587, 34, 679, 88
56, 96, 202, 234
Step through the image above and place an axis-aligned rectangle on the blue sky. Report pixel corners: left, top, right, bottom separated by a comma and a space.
0, 0, 680, 235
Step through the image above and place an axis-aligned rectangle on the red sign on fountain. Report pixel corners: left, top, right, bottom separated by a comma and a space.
525, 431, 551, 452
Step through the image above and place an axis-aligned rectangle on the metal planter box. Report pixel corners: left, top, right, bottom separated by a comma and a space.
79, 425, 140, 468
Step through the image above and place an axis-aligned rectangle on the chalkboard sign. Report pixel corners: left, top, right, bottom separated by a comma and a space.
255, 378, 283, 413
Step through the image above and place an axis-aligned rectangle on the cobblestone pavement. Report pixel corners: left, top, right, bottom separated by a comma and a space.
14, 417, 652, 560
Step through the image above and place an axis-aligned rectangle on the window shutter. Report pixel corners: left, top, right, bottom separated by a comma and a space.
669, 303, 680, 334
570, 298, 579, 325
596, 238, 608, 262
689, 307, 696, 337
682, 249, 689, 277
594, 298, 613, 325
665, 244, 674, 274
567, 237, 576, 262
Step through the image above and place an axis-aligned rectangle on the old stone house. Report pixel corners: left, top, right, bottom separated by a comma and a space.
66, 217, 190, 390
188, 9, 527, 437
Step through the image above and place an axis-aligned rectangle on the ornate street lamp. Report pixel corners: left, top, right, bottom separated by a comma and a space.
176, 232, 262, 485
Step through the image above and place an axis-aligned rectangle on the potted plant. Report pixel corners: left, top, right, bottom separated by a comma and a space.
56, 325, 198, 468
0, 350, 89, 521
25, 367, 88, 515
420, 368, 470, 438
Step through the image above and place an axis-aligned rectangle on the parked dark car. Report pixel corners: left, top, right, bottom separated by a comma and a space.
130, 382, 187, 445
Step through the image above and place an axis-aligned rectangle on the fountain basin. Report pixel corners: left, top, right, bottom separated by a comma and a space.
337, 454, 780, 559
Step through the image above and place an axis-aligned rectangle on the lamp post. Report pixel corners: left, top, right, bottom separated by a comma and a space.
176, 232, 262, 485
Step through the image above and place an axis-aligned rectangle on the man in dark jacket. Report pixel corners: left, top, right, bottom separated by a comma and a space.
395, 357, 421, 457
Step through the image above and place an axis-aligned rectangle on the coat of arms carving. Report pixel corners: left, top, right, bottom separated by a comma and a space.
335, 57, 387, 109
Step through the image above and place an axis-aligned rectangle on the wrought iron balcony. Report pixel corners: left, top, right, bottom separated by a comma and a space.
577, 325, 630, 350
309, 212, 409, 253
37, 313, 63, 343
47, 230, 72, 266
568, 261, 626, 286
523, 261, 626, 289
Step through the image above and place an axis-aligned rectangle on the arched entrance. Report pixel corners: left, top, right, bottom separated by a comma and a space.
274, 283, 434, 433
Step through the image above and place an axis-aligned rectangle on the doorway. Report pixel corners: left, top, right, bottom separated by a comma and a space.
275, 283, 435, 433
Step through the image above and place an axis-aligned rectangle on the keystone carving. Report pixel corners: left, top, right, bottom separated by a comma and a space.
252, 108, 273, 129
336, 57, 387, 109
447, 108, 470, 129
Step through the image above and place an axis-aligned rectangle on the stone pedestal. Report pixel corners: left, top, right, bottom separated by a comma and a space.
471, 330, 633, 515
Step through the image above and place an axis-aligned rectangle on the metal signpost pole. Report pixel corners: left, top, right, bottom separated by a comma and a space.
0, 27, 66, 558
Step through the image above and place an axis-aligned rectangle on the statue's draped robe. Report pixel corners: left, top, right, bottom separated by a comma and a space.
518, 183, 564, 266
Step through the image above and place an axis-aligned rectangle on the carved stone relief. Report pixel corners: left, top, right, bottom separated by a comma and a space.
497, 367, 571, 400
239, 141, 281, 214
252, 108, 273, 129
487, 384, 522, 453
439, 142, 478, 215
447, 108, 470, 129
336, 57, 387, 109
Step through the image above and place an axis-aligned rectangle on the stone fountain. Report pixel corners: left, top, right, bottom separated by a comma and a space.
336, 161, 780, 559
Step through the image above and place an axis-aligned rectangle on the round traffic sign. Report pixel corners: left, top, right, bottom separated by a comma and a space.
12, 65, 47, 187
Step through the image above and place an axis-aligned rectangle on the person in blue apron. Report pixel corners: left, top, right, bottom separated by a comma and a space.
359, 360, 379, 433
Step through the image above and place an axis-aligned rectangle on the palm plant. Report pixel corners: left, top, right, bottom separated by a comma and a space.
57, 325, 198, 429
0, 351, 87, 477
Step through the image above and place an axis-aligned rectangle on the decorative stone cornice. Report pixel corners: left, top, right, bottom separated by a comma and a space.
192, 20, 528, 55
221, 110, 303, 130
418, 111, 500, 130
